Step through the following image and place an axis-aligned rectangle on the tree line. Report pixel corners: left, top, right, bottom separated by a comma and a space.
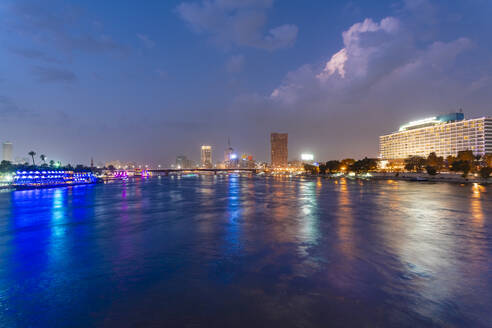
0, 151, 94, 173
303, 151, 492, 179
404, 151, 492, 178
304, 157, 378, 175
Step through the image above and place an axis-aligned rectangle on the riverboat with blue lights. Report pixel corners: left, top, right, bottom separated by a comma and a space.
13, 170, 98, 190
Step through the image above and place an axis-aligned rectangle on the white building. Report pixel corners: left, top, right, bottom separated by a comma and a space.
2, 142, 13, 162
379, 113, 492, 160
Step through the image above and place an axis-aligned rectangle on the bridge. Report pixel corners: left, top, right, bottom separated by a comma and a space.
149, 168, 260, 174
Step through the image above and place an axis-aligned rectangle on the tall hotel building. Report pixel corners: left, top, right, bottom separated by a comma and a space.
271, 133, 288, 167
379, 112, 492, 160
201, 145, 212, 168
2, 142, 13, 162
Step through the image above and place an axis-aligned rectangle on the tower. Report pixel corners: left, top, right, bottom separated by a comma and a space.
2, 142, 13, 162
270, 133, 288, 167
201, 145, 212, 168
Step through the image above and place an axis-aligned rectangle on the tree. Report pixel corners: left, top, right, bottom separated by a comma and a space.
404, 156, 426, 172
484, 154, 492, 168
49, 160, 55, 167
0, 160, 12, 173
75, 164, 88, 172
40, 154, 46, 164
427, 152, 444, 172
451, 160, 472, 178
340, 158, 355, 171
318, 163, 327, 175
479, 167, 492, 179
425, 165, 437, 175
28, 151, 36, 165
325, 160, 341, 174
446, 155, 456, 169
303, 164, 318, 175
457, 150, 474, 163
350, 157, 378, 173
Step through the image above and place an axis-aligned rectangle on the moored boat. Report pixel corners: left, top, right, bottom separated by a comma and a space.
13, 170, 98, 190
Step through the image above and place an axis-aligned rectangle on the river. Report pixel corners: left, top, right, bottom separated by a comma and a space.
0, 175, 490, 327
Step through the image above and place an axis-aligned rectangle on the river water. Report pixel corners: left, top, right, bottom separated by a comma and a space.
0, 175, 491, 327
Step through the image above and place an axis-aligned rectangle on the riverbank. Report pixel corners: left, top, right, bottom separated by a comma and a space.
315, 171, 491, 184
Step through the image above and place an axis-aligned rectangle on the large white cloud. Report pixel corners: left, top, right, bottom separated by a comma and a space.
176, 0, 298, 50
270, 16, 471, 106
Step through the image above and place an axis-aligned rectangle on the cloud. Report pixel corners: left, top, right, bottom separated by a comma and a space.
0, 96, 24, 116
226, 54, 245, 73
223, 14, 482, 159
31, 66, 77, 83
176, 0, 298, 50
318, 48, 347, 79
156, 69, 168, 79
10, 48, 61, 63
9, 1, 126, 54
270, 17, 458, 104
137, 33, 156, 49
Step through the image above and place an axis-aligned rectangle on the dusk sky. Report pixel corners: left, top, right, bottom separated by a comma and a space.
1, 0, 491, 166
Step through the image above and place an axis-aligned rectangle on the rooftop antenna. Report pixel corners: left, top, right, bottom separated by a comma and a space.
227, 137, 231, 149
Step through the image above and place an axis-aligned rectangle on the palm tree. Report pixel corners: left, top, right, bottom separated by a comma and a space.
28, 151, 36, 166
40, 154, 46, 164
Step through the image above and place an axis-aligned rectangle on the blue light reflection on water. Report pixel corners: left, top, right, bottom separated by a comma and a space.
0, 177, 491, 327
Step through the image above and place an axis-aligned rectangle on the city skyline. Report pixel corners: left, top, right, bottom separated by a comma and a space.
1, 0, 492, 165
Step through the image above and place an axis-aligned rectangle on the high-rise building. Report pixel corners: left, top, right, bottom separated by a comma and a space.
223, 138, 238, 168
379, 112, 492, 160
176, 155, 193, 169
271, 133, 288, 167
201, 145, 212, 168
2, 142, 13, 162
224, 138, 234, 162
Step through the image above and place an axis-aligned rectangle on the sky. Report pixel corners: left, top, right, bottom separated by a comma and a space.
1, 0, 491, 166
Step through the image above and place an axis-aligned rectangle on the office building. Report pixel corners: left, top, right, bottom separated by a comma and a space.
224, 138, 237, 168
201, 145, 212, 168
379, 112, 492, 160
2, 142, 13, 162
224, 138, 234, 162
271, 133, 288, 167
176, 155, 193, 169
239, 154, 255, 169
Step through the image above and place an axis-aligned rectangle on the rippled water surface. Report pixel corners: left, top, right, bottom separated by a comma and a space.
0, 175, 491, 327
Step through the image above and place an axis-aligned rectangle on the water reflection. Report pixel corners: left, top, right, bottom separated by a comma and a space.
225, 175, 242, 253
48, 188, 67, 267
336, 178, 355, 258
297, 179, 319, 248
470, 183, 484, 226
0, 178, 490, 327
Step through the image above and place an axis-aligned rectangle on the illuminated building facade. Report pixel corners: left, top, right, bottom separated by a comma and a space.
239, 154, 255, 169
2, 142, 12, 162
301, 153, 314, 164
201, 145, 212, 168
271, 133, 288, 167
380, 113, 492, 160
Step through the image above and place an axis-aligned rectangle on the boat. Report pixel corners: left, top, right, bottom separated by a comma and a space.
13, 170, 98, 190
